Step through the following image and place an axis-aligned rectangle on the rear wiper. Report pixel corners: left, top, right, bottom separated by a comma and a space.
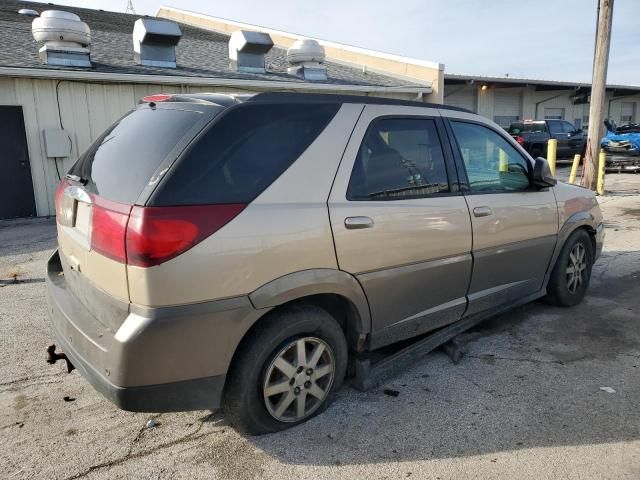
65, 174, 88, 185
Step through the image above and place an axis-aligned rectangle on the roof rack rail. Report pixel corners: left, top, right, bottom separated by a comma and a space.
246, 92, 473, 113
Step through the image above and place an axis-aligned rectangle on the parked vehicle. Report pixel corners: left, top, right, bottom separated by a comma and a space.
508, 119, 586, 158
47, 93, 604, 434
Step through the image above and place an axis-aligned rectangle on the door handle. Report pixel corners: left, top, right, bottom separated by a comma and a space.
473, 207, 492, 217
344, 216, 374, 229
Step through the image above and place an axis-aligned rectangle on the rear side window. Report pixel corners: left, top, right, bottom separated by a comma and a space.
151, 103, 340, 206
347, 118, 450, 200
69, 106, 208, 204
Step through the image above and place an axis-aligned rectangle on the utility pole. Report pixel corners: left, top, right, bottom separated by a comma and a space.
583, 0, 614, 191
125, 0, 136, 14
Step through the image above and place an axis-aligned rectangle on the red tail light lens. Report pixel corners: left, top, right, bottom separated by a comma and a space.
54, 179, 70, 222
90, 197, 131, 263
142, 94, 173, 103
125, 204, 245, 267
516, 135, 525, 146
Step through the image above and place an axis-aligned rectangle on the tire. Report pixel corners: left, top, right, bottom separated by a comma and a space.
545, 229, 594, 307
223, 304, 348, 435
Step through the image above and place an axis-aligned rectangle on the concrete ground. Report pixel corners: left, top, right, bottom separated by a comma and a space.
1, 171, 638, 480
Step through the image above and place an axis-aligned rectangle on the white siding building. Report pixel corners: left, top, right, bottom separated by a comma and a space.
444, 74, 640, 131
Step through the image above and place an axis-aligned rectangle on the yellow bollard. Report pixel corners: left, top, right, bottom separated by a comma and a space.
597, 150, 606, 195
547, 139, 557, 176
499, 149, 508, 172
569, 154, 581, 184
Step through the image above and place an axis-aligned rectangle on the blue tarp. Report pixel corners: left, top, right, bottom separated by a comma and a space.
601, 130, 640, 151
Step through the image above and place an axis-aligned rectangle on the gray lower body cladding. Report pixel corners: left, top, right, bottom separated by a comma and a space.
46, 250, 263, 412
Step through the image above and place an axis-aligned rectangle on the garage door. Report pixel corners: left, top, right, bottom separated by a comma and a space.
444, 88, 477, 112
493, 89, 521, 128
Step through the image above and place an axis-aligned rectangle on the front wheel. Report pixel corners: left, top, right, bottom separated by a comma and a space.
223, 305, 348, 435
545, 229, 594, 307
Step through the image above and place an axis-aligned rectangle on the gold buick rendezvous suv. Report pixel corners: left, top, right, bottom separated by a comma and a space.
47, 92, 604, 434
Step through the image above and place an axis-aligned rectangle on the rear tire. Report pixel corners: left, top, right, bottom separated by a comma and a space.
545, 229, 593, 307
223, 304, 348, 435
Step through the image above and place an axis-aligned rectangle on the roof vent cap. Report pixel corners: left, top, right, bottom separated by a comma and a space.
31, 10, 91, 67
133, 18, 182, 68
287, 39, 327, 81
19, 8, 39, 17
228, 30, 274, 74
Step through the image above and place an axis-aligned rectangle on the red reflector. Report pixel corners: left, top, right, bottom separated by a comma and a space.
517, 135, 525, 145
54, 179, 70, 222
125, 204, 246, 267
90, 197, 131, 263
142, 94, 173, 103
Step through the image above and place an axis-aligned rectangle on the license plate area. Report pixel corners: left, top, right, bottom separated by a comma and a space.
60, 185, 93, 249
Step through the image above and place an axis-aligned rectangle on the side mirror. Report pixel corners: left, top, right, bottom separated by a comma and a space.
532, 157, 557, 188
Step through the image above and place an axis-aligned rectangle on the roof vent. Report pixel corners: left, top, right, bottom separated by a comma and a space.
228, 30, 273, 73
133, 18, 182, 68
31, 10, 91, 67
19, 8, 39, 17
287, 39, 327, 81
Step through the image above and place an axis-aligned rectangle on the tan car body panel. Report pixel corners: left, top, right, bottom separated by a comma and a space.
328, 105, 473, 344
127, 104, 364, 307
57, 224, 129, 302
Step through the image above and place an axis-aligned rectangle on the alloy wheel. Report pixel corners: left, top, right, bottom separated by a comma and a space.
262, 337, 335, 423
566, 243, 587, 294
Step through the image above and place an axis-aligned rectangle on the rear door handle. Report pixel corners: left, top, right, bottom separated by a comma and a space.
473, 207, 492, 217
344, 216, 374, 229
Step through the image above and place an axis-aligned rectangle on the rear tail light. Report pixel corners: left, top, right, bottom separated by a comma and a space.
126, 204, 245, 267
88, 199, 245, 267
516, 135, 525, 146
91, 197, 131, 263
54, 179, 70, 222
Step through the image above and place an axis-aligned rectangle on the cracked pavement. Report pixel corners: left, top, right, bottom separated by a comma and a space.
1, 170, 639, 479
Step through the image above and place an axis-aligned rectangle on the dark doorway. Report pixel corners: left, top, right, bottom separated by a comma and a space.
0, 106, 37, 219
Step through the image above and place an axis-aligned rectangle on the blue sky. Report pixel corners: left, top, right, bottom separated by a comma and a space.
30, 0, 639, 85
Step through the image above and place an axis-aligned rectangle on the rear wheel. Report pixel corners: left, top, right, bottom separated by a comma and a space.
223, 304, 348, 435
545, 229, 594, 306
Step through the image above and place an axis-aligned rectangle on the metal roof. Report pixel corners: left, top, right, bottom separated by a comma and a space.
0, 1, 427, 90
445, 73, 640, 92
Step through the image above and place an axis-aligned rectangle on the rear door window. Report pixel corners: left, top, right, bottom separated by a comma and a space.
150, 103, 339, 206
69, 105, 213, 204
347, 117, 450, 200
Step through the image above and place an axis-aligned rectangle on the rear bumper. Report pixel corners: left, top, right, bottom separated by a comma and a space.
46, 250, 261, 412
50, 321, 225, 412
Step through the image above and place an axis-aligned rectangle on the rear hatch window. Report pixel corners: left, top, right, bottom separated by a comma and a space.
68, 104, 217, 204
149, 102, 340, 206
509, 122, 547, 134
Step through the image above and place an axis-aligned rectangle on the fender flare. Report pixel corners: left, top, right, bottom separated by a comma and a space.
544, 211, 598, 285
248, 269, 371, 336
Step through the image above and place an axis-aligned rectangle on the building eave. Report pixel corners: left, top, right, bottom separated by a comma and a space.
0, 66, 432, 94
